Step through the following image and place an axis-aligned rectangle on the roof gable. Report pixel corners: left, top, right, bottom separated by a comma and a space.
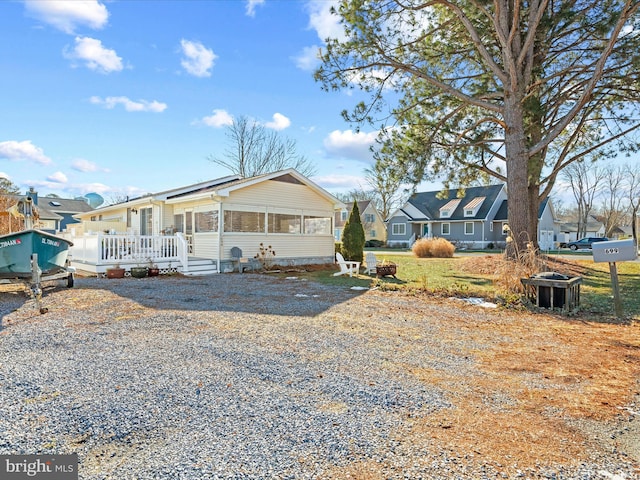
407, 184, 505, 221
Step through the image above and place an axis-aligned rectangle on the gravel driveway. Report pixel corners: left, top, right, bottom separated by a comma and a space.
1, 274, 638, 479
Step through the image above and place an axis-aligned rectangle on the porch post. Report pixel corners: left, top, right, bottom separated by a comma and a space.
217, 202, 223, 273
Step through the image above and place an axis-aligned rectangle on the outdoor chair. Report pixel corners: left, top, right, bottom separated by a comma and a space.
364, 252, 378, 275
333, 252, 360, 277
231, 247, 253, 273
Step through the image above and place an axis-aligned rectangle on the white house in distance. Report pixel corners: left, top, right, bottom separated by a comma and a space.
69, 169, 344, 275
334, 200, 387, 244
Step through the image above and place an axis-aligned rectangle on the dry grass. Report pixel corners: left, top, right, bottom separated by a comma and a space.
317, 291, 640, 478
408, 310, 640, 475
412, 237, 456, 258
460, 251, 588, 294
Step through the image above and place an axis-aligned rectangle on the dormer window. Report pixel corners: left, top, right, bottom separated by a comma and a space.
439, 199, 460, 218
463, 197, 485, 217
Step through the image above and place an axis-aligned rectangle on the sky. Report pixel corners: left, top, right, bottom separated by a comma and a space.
0, 0, 387, 203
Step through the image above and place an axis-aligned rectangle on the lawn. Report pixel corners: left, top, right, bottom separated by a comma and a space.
304, 252, 640, 322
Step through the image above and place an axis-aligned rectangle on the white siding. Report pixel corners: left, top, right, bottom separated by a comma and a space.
193, 233, 220, 258
221, 234, 334, 261
226, 179, 335, 212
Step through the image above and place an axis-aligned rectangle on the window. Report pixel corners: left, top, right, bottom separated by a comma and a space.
195, 210, 219, 232
392, 223, 406, 236
463, 197, 485, 217
304, 215, 331, 235
440, 199, 460, 218
174, 214, 184, 233
140, 207, 152, 235
465, 222, 474, 235
341, 211, 348, 221
224, 210, 265, 233
268, 213, 301, 233
441, 223, 450, 235
370, 230, 376, 238
364, 213, 375, 223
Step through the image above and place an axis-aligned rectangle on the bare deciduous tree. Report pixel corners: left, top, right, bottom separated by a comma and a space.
624, 164, 640, 242
562, 162, 606, 238
208, 116, 316, 178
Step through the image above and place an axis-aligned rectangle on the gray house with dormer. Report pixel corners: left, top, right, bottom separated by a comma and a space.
386, 184, 558, 249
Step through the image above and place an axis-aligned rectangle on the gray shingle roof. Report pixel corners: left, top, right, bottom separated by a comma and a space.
407, 184, 505, 221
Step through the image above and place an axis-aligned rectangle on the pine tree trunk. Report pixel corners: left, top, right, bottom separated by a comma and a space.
504, 96, 537, 259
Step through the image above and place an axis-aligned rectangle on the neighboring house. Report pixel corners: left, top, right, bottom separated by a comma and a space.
386, 184, 558, 249
557, 215, 607, 244
69, 169, 343, 275
492, 197, 558, 250
334, 200, 386, 244
1, 187, 93, 234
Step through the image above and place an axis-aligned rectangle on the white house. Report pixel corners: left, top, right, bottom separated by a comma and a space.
68, 169, 344, 275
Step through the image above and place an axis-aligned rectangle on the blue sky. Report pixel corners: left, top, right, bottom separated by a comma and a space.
0, 0, 383, 202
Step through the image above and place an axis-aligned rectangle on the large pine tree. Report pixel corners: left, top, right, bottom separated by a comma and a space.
316, 0, 640, 258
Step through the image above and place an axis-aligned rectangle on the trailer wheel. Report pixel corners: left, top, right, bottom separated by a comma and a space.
67, 273, 74, 288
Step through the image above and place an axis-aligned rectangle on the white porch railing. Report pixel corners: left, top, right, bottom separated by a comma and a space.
175, 232, 190, 273
69, 233, 182, 266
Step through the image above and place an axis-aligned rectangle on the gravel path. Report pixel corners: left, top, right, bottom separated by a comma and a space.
0, 274, 638, 479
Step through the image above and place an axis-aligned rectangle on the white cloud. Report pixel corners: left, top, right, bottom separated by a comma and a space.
47, 171, 68, 183
323, 129, 378, 162
180, 39, 217, 77
245, 0, 265, 17
72, 182, 113, 195
24, 0, 109, 34
0, 172, 11, 180
306, 0, 345, 42
71, 158, 109, 173
201, 109, 234, 128
313, 173, 366, 190
293, 45, 322, 71
0, 140, 52, 165
64, 36, 123, 74
90, 96, 167, 112
264, 113, 291, 131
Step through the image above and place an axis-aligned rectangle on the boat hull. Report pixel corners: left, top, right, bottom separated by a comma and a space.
0, 230, 73, 279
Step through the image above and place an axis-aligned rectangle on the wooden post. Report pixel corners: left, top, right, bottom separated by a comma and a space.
608, 262, 624, 319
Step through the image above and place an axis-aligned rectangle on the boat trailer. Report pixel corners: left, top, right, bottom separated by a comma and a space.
1, 253, 75, 314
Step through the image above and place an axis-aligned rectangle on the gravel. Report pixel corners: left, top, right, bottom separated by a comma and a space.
0, 274, 638, 479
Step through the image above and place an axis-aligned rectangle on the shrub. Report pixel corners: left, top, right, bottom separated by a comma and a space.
341, 202, 365, 263
365, 239, 385, 248
412, 237, 456, 258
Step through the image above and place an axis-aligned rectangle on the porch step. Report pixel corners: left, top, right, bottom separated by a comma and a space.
180, 257, 218, 276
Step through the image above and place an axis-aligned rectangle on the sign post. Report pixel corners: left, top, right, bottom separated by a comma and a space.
592, 239, 637, 318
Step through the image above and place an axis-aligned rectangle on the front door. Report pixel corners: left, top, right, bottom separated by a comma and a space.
174, 211, 194, 253
422, 223, 429, 238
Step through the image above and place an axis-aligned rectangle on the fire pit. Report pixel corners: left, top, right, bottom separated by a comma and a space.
376, 263, 397, 278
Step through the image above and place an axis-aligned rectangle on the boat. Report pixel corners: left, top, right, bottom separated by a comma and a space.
0, 229, 73, 279
0, 197, 75, 313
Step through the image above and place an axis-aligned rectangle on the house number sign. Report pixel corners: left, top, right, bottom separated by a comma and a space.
591, 238, 637, 318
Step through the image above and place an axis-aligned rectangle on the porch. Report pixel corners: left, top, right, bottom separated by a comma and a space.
65, 232, 219, 276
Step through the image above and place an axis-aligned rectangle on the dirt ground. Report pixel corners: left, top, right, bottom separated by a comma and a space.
1, 270, 639, 478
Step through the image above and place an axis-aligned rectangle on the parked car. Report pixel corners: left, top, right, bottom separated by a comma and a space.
565, 237, 609, 250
